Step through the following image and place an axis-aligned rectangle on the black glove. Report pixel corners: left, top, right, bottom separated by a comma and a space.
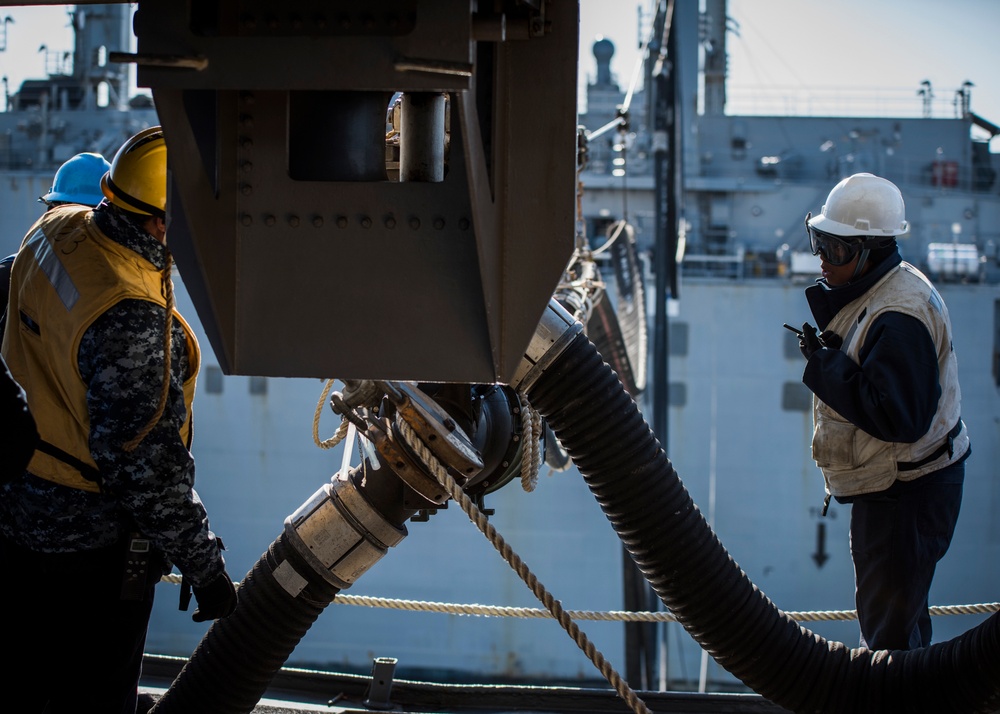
798, 322, 823, 359
191, 571, 237, 622
819, 330, 842, 350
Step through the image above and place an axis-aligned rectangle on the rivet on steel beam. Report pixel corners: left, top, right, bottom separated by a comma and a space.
458, 217, 470, 230
240, 114, 254, 129
336, 216, 349, 228
240, 214, 252, 226
241, 161, 253, 173
312, 216, 324, 228
289, 215, 300, 227
409, 217, 420, 230
240, 183, 252, 196
360, 216, 372, 229
433, 217, 445, 230
385, 216, 396, 229
264, 214, 276, 227
240, 137, 253, 150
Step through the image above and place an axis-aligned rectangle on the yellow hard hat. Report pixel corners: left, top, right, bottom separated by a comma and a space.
100, 126, 167, 218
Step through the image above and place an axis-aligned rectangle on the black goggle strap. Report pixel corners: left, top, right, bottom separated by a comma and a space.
850, 248, 871, 281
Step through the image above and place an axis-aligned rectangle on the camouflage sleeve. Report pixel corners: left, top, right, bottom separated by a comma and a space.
79, 298, 227, 587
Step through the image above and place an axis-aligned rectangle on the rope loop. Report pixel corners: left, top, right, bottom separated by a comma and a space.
518, 395, 543, 492
312, 378, 351, 449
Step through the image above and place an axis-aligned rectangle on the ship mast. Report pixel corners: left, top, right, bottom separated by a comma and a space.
702, 0, 727, 115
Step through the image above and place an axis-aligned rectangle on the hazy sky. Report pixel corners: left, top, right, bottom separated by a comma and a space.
1, 2, 997, 148
580, 0, 1000, 147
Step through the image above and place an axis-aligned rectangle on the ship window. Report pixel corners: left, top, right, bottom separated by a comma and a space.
204, 366, 223, 395
97, 81, 109, 108
669, 322, 689, 356
669, 382, 686, 407
249, 376, 268, 396
781, 382, 811, 412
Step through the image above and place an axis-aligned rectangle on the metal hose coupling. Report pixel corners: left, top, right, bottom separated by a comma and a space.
282, 472, 406, 593
509, 298, 584, 393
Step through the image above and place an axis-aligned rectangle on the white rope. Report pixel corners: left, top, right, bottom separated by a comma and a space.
321, 595, 1000, 624
158, 572, 999, 624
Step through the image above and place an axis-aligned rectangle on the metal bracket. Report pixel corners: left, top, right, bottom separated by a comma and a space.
363, 657, 398, 710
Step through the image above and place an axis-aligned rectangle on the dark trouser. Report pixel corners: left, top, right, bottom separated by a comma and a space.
0, 533, 156, 714
849, 462, 964, 650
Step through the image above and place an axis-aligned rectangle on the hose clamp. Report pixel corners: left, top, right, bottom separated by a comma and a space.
283, 472, 405, 590
509, 298, 583, 392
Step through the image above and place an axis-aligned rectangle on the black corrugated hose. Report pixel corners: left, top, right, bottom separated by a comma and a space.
152, 330, 1000, 713
150, 534, 340, 713
525, 332, 1000, 713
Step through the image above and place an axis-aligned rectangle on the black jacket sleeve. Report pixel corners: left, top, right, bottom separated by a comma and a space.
1, 353, 38, 482
803, 311, 941, 442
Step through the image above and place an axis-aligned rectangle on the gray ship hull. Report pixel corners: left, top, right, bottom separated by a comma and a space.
133, 273, 999, 691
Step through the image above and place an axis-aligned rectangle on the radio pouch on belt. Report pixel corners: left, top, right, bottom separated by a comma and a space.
121, 532, 152, 601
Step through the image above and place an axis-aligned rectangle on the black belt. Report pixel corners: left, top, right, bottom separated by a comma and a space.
35, 440, 102, 483
897, 419, 962, 472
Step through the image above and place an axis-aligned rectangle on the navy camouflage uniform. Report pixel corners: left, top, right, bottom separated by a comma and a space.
0, 202, 229, 713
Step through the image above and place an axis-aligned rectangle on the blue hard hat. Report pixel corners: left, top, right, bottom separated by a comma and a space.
40, 152, 112, 207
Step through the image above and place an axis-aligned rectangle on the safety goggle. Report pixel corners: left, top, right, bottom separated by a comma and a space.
805, 213, 862, 267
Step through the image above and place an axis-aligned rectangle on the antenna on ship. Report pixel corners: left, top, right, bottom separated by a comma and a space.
0, 15, 12, 53
919, 79, 933, 118
956, 80, 973, 119
0, 15, 10, 111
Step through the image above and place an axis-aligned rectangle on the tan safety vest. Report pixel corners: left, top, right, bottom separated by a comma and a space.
812, 262, 968, 497
1, 205, 199, 492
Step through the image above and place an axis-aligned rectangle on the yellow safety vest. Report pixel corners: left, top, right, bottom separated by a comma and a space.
1, 205, 199, 492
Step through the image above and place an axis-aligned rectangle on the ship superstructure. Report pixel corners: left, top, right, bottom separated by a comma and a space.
576, 0, 1000, 692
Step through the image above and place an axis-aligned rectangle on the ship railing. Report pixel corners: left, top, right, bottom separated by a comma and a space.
693, 151, 994, 194
725, 85, 975, 121
680, 247, 745, 280
680, 246, 787, 281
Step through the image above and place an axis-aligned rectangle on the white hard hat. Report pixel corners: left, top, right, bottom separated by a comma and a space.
808, 173, 909, 238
